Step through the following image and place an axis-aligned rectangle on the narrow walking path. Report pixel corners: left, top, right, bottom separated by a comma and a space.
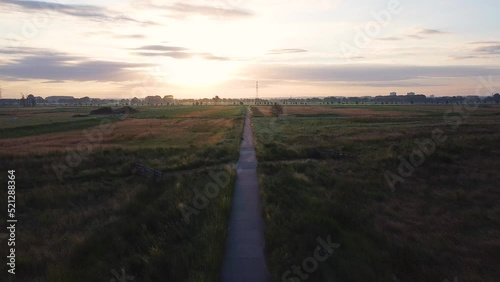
221, 108, 270, 282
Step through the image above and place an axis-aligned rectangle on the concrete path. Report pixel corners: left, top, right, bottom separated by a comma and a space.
221, 108, 270, 282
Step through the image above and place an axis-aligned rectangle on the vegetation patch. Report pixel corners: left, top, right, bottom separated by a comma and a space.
89, 106, 139, 115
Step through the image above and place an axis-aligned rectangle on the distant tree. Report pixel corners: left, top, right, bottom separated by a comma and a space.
131, 97, 140, 105
20, 94, 26, 107
271, 103, 283, 117
494, 93, 500, 104
163, 95, 174, 104
145, 95, 162, 105
26, 94, 36, 107
80, 96, 91, 105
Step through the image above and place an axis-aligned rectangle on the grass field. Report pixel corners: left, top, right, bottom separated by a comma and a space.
1, 103, 499, 281
252, 104, 500, 282
0, 107, 95, 129
0, 105, 245, 282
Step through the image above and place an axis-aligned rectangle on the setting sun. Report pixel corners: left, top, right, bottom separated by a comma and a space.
164, 57, 238, 87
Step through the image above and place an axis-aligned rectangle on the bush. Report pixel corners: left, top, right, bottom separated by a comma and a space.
271, 104, 283, 117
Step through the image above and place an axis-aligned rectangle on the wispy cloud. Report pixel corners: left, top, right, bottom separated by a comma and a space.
408, 28, 449, 40
241, 64, 500, 82
451, 41, 500, 60
86, 31, 148, 39
132, 45, 229, 61
42, 80, 66, 84
267, 49, 308, 55
469, 41, 500, 45
0, 0, 156, 25
155, 2, 253, 19
419, 29, 448, 35
133, 45, 189, 52
377, 36, 403, 41
0, 47, 152, 82
473, 44, 500, 55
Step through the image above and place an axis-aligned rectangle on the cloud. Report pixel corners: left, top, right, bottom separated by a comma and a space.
135, 51, 191, 59
0, 47, 62, 56
408, 34, 424, 40
418, 29, 448, 35
0, 0, 155, 25
450, 55, 482, 60
469, 41, 500, 45
1, 77, 29, 82
473, 44, 500, 55
0, 47, 152, 82
267, 49, 308, 55
451, 41, 500, 60
408, 28, 449, 40
152, 2, 253, 19
241, 64, 500, 82
352, 81, 447, 88
377, 36, 403, 41
132, 45, 229, 60
133, 45, 189, 52
42, 80, 65, 83
86, 31, 147, 39
114, 34, 147, 39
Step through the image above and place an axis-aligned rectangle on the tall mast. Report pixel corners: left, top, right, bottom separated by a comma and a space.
255, 81, 259, 104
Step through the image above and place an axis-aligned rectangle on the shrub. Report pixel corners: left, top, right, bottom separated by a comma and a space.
271, 104, 283, 117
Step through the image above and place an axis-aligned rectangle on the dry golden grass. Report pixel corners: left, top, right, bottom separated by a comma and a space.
0, 118, 236, 155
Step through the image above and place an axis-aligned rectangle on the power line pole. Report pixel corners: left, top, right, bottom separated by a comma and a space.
255, 81, 259, 104
0, 85, 2, 99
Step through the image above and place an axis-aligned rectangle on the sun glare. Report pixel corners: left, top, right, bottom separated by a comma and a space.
165, 57, 236, 87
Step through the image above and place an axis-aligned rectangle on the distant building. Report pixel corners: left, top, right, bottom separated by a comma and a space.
407, 92, 415, 96
390, 92, 397, 96
430, 95, 435, 98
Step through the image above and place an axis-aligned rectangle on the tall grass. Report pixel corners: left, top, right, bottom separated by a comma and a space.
0, 110, 246, 281
254, 106, 500, 282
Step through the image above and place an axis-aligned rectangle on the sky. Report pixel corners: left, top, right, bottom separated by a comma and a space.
0, 0, 499, 99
